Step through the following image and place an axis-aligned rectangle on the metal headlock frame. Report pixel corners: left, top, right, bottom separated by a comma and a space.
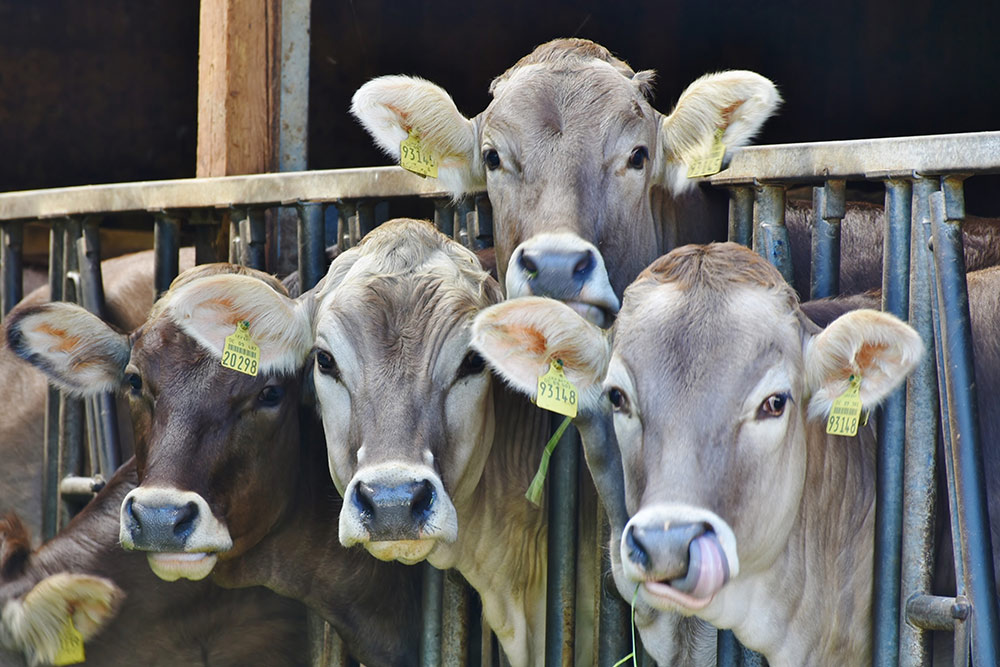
1, 129, 998, 666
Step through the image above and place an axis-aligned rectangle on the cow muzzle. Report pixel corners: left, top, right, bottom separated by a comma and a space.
506, 233, 620, 327
119, 487, 233, 582
339, 465, 458, 564
620, 506, 739, 611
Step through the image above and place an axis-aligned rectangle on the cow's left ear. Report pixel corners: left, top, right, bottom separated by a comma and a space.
471, 297, 611, 408
658, 71, 780, 194
166, 275, 313, 376
351, 75, 484, 195
804, 309, 923, 420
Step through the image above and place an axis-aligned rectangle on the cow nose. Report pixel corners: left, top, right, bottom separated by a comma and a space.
518, 248, 595, 300
353, 479, 436, 540
123, 497, 199, 551
625, 522, 707, 581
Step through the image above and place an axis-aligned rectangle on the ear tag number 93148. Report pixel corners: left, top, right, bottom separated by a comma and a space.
826, 374, 863, 437
535, 359, 578, 418
399, 129, 438, 178
686, 127, 726, 179
221, 321, 260, 377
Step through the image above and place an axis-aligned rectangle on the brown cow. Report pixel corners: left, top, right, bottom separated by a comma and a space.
471, 244, 1000, 665
0, 248, 196, 543
0, 463, 308, 667
6, 264, 422, 667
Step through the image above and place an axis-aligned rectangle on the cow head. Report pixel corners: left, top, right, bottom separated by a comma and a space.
305, 219, 502, 564
5, 265, 313, 582
352, 38, 780, 326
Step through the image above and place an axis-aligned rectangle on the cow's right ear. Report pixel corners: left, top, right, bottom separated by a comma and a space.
5, 303, 130, 395
0, 572, 124, 665
471, 297, 611, 407
351, 75, 484, 195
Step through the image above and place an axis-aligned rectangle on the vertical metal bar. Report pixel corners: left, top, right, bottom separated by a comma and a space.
230, 207, 248, 264
324, 205, 339, 250
242, 208, 268, 271
1, 221, 24, 318
154, 212, 181, 298
474, 195, 493, 250
434, 199, 456, 237
930, 179, 1000, 666
871, 179, 911, 667
297, 202, 326, 292
546, 423, 579, 666
455, 196, 475, 247
809, 180, 845, 299
899, 177, 940, 667
59, 219, 85, 528
42, 219, 66, 540
441, 571, 471, 666
421, 563, 444, 667
717, 630, 741, 666
753, 184, 793, 284
356, 201, 377, 240
374, 200, 391, 227
727, 186, 754, 247
597, 509, 629, 666
344, 203, 361, 248
193, 210, 221, 266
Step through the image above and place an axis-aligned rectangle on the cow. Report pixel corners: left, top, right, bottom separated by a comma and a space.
351, 38, 1000, 316
1, 247, 196, 544
472, 243, 1000, 665
0, 463, 308, 667
6, 263, 422, 667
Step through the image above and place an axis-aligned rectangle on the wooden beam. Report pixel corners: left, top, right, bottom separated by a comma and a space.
196, 0, 281, 178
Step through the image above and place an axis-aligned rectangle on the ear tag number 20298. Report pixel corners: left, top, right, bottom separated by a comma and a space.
826, 374, 863, 437
221, 321, 260, 377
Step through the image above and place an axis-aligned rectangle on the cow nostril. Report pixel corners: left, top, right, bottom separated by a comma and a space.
410, 480, 435, 523
353, 482, 376, 523
625, 525, 650, 570
173, 502, 199, 539
572, 250, 595, 277
518, 252, 539, 276
124, 497, 139, 529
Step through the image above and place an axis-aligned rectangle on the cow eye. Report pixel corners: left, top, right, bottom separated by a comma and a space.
758, 392, 790, 419
258, 385, 285, 407
456, 350, 487, 379
126, 372, 143, 395
315, 350, 340, 380
608, 386, 629, 412
628, 146, 649, 170
482, 148, 501, 171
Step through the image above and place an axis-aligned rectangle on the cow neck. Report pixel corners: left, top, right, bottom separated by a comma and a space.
435, 384, 551, 667
209, 411, 422, 667
713, 420, 877, 666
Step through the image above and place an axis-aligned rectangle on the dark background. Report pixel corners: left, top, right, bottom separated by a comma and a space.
1, 0, 997, 211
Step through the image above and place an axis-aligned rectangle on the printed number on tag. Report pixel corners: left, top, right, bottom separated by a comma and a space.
826, 375, 863, 437
221, 321, 260, 377
399, 130, 438, 178
536, 360, 578, 418
686, 128, 726, 178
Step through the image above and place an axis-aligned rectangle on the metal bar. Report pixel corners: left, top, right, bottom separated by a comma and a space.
434, 199, 456, 238
441, 571, 470, 667
455, 196, 475, 248
809, 180, 845, 299
753, 184, 793, 285
190, 209, 221, 265
545, 423, 579, 666
709, 130, 1000, 185
727, 186, 754, 247
930, 179, 1000, 666
243, 208, 268, 271
597, 509, 629, 666
230, 207, 247, 264
905, 594, 970, 632
297, 202, 326, 292
356, 201, 377, 240
717, 630, 741, 666
421, 563, 443, 667
154, 212, 181, 298
898, 177, 940, 667
1, 221, 24, 317
871, 179, 911, 667
57, 391, 84, 528
474, 195, 493, 250
41, 219, 66, 540
324, 205, 339, 250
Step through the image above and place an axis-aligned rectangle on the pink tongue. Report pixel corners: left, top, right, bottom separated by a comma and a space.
671, 532, 729, 599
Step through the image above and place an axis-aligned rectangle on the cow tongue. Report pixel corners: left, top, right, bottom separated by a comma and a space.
668, 532, 729, 599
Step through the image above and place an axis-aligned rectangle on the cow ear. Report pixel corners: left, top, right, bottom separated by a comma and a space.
5, 303, 130, 395
0, 572, 124, 665
804, 309, 923, 420
165, 275, 313, 376
658, 71, 781, 194
351, 75, 484, 195
471, 297, 611, 406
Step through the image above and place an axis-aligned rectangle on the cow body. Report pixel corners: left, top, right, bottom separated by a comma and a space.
6, 264, 421, 667
0, 462, 308, 667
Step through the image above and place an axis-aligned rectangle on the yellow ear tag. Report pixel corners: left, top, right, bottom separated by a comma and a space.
535, 359, 578, 418
826, 374, 863, 437
53, 617, 85, 666
221, 321, 260, 377
686, 127, 727, 179
399, 130, 438, 178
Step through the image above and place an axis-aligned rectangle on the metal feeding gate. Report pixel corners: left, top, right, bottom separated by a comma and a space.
0, 130, 998, 667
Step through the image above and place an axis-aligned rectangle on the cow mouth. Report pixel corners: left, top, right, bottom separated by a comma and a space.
365, 539, 436, 565
641, 532, 729, 610
565, 300, 615, 328
146, 552, 219, 582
